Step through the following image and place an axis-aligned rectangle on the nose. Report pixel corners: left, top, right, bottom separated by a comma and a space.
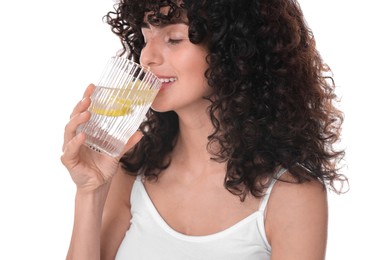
140, 38, 163, 68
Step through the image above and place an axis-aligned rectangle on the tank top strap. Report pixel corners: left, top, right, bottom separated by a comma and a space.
259, 168, 288, 212
129, 174, 143, 205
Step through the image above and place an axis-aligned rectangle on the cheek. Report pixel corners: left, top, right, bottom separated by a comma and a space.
174, 45, 208, 72
179, 49, 210, 93
183, 59, 209, 92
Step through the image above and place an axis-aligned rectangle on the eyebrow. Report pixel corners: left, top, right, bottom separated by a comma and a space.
140, 21, 188, 29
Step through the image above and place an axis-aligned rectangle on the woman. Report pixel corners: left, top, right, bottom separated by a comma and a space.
61, 0, 346, 259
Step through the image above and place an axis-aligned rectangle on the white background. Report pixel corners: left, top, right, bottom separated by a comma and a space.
0, 0, 389, 259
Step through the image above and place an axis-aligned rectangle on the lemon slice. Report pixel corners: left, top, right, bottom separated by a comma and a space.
91, 99, 132, 117
90, 80, 156, 117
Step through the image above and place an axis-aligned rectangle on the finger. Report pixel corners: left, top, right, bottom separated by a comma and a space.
118, 131, 144, 158
61, 132, 86, 170
83, 83, 96, 98
63, 111, 91, 152
69, 84, 95, 119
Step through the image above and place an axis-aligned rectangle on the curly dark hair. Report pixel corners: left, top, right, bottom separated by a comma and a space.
104, 0, 346, 200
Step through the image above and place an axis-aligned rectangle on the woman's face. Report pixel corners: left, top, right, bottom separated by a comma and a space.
140, 20, 211, 114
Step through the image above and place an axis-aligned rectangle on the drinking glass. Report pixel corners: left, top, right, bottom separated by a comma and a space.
77, 56, 161, 157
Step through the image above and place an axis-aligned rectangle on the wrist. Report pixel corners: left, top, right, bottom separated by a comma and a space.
74, 182, 111, 213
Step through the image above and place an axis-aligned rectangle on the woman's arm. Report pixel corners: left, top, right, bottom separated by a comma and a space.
100, 168, 136, 260
67, 184, 111, 260
61, 84, 143, 260
266, 174, 328, 260
66, 168, 135, 260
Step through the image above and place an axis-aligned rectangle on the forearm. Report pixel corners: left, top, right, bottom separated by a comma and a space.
67, 184, 111, 260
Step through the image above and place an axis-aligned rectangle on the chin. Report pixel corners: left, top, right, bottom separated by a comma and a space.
150, 103, 171, 113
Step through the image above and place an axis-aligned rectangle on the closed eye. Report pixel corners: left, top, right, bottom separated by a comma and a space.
168, 39, 183, 45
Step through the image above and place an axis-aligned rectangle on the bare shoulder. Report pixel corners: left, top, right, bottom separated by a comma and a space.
265, 171, 328, 260
270, 171, 328, 209
101, 167, 136, 260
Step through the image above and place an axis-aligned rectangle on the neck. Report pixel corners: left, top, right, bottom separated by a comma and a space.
169, 107, 224, 180
175, 110, 214, 160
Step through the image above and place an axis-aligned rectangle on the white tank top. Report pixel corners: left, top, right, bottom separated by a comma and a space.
115, 168, 287, 260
